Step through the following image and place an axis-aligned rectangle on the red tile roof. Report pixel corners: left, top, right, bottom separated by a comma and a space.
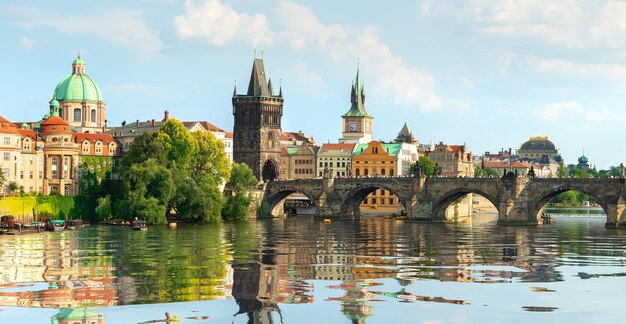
225, 131, 233, 138
17, 129, 37, 140
281, 131, 314, 144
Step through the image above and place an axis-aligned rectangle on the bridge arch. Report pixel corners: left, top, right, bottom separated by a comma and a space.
432, 187, 499, 221
529, 184, 614, 223
340, 183, 409, 218
263, 187, 319, 217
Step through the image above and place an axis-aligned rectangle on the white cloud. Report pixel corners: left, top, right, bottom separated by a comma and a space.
528, 57, 626, 80
174, 0, 272, 46
535, 101, 609, 123
467, 0, 626, 49
275, 2, 458, 112
19, 36, 45, 50
276, 1, 346, 50
276, 62, 328, 96
10, 9, 163, 55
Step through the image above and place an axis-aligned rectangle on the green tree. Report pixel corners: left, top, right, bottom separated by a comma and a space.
157, 119, 197, 171
190, 130, 231, 182
7, 182, 19, 195
95, 195, 113, 220
418, 155, 435, 176
557, 160, 568, 178
222, 163, 258, 221
474, 166, 500, 178
569, 166, 592, 178
119, 159, 174, 224
121, 132, 166, 171
172, 171, 224, 223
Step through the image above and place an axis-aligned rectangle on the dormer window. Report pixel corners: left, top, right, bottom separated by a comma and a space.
95, 141, 102, 154
82, 141, 90, 153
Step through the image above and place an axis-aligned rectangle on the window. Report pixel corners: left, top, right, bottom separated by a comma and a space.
363, 198, 368, 204
390, 169, 395, 176
319, 162, 323, 167
91, 109, 96, 123
52, 169, 57, 179
3, 137, 9, 145
29, 171, 33, 179
83, 142, 89, 153
74, 108, 81, 122
389, 198, 394, 205
371, 198, 377, 204
95, 142, 102, 154
381, 169, 386, 176
39, 170, 42, 179
380, 190, 385, 196
20, 171, 23, 179
3, 152, 9, 161
364, 169, 369, 176
355, 168, 360, 176
51, 157, 57, 166
24, 139, 31, 150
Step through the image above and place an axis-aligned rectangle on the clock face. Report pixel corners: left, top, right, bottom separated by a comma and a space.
349, 122, 357, 131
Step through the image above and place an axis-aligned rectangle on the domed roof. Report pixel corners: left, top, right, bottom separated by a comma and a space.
39, 116, 71, 133
520, 136, 556, 151
578, 155, 589, 164
54, 56, 103, 103
0, 115, 19, 134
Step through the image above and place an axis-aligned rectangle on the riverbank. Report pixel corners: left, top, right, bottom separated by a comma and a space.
0, 196, 74, 219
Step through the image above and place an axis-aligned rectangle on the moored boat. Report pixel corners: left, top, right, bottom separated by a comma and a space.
45, 219, 66, 231
66, 219, 85, 230
132, 220, 148, 231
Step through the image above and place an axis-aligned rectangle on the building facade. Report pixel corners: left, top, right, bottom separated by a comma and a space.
232, 57, 284, 182
316, 143, 356, 178
428, 142, 473, 177
518, 136, 562, 177
279, 143, 319, 180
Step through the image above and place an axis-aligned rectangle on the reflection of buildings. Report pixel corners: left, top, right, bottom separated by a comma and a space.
327, 280, 377, 324
51, 308, 105, 324
0, 232, 132, 308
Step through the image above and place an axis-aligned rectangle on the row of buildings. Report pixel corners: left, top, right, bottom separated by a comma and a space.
0, 54, 582, 217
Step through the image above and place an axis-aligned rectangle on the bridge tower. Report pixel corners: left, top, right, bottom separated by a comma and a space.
339, 64, 373, 144
233, 56, 284, 182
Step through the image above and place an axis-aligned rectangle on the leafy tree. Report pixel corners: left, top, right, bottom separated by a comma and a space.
157, 119, 197, 171
190, 130, 230, 182
172, 171, 224, 223
121, 132, 166, 171
474, 166, 500, 178
569, 166, 592, 178
119, 159, 174, 224
95, 195, 112, 220
418, 155, 435, 176
557, 160, 568, 178
7, 182, 18, 194
222, 163, 257, 221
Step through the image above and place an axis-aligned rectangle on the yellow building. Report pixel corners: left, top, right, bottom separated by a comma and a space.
0, 117, 24, 194
428, 142, 474, 219
352, 141, 403, 215
279, 143, 318, 180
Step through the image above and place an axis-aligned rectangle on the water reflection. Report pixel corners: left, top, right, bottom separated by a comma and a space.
2, 211, 626, 322
51, 308, 104, 324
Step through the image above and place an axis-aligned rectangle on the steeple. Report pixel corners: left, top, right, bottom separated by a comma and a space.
394, 122, 415, 143
279, 80, 283, 98
233, 82, 237, 98
268, 78, 274, 96
246, 58, 270, 97
342, 64, 371, 117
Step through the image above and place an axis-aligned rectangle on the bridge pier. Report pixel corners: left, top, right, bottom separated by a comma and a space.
605, 201, 626, 228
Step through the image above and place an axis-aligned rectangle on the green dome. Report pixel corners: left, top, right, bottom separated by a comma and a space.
54, 57, 103, 103
49, 97, 59, 107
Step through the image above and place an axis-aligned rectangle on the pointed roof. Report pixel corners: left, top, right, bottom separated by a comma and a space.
268, 78, 275, 96
343, 65, 371, 117
394, 123, 415, 143
246, 58, 270, 97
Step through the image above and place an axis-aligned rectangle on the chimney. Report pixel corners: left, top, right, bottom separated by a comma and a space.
136, 119, 139, 126
164, 110, 170, 122
151, 119, 155, 126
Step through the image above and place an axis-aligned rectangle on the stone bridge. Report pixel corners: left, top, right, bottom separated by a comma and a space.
261, 177, 626, 227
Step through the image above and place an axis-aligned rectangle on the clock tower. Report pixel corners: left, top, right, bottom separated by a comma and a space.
339, 66, 373, 144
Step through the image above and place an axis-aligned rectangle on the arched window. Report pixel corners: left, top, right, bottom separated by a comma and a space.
381, 169, 386, 176
364, 168, 369, 176
390, 169, 395, 176
91, 109, 96, 123
355, 168, 360, 176
73, 109, 81, 122
59, 108, 63, 118
82, 141, 90, 153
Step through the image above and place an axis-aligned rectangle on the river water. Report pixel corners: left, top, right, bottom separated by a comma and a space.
1, 209, 625, 323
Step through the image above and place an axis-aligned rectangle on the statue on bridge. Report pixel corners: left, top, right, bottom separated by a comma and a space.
527, 166, 536, 178
621, 163, 625, 178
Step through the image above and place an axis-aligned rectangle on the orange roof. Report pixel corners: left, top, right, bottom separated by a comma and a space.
17, 129, 37, 140
39, 116, 72, 133
319, 143, 355, 153
73, 133, 117, 144
483, 161, 533, 169
225, 131, 233, 138
0, 116, 19, 134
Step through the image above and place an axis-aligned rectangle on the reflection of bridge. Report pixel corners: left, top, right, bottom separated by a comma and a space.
262, 177, 626, 226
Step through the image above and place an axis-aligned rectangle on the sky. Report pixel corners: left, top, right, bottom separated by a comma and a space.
0, 0, 625, 169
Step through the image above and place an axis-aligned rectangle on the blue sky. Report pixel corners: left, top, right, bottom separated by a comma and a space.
1, 0, 625, 169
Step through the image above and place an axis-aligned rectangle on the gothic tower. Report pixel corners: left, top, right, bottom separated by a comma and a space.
339, 65, 373, 144
233, 57, 284, 182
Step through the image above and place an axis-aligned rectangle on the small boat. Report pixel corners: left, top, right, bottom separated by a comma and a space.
45, 219, 66, 231
132, 220, 148, 231
105, 219, 132, 226
66, 219, 85, 230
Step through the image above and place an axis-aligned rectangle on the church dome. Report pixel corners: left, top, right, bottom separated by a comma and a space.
578, 155, 589, 164
520, 136, 556, 151
54, 55, 103, 103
